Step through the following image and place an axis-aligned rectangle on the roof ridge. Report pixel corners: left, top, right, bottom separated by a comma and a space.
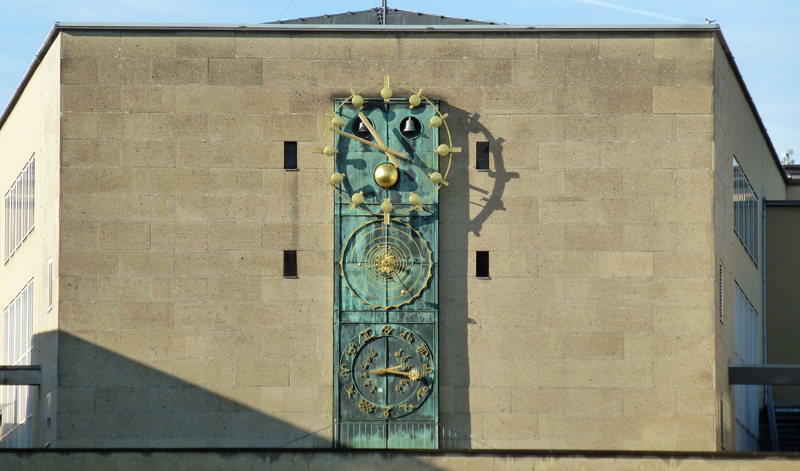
269, 8, 502, 26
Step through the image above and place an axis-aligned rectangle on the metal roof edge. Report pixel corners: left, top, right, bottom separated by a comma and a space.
0, 24, 61, 128
52, 22, 719, 33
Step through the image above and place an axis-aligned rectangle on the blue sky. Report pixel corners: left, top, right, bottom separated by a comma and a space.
1, 0, 798, 156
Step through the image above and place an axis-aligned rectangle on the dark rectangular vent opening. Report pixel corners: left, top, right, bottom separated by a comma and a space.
284, 141, 298, 170
476, 251, 489, 278
476, 141, 489, 170
284, 250, 298, 277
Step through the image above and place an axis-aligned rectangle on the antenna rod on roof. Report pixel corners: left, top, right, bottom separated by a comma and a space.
382, 0, 387, 25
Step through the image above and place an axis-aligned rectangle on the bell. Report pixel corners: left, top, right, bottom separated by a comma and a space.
402, 118, 417, 133
357, 120, 368, 133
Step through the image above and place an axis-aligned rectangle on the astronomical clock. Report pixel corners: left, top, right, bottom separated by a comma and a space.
317, 76, 459, 449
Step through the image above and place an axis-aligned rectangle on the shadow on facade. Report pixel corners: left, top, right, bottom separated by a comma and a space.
0, 330, 465, 463
37, 330, 327, 448
434, 104, 518, 448
464, 113, 520, 237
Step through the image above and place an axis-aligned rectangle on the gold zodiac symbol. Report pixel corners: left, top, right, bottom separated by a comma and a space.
359, 328, 374, 342
421, 364, 433, 377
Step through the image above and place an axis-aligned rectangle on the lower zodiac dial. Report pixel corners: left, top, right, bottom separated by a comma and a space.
339, 324, 435, 419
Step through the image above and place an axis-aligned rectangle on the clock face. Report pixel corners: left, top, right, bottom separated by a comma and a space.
338, 323, 435, 420
317, 76, 458, 219
335, 103, 438, 207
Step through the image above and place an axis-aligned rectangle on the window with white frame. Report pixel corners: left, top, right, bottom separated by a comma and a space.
1, 280, 35, 447
3, 155, 35, 262
733, 157, 758, 264
733, 282, 759, 452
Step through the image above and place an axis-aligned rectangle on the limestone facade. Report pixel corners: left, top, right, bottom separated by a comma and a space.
0, 24, 792, 451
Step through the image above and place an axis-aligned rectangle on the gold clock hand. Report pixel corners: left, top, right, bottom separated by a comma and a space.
383, 149, 402, 169
328, 127, 406, 160
370, 364, 402, 374
357, 112, 402, 168
369, 365, 421, 381
358, 112, 388, 148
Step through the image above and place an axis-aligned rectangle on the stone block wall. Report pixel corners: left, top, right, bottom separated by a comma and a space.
50, 26, 730, 449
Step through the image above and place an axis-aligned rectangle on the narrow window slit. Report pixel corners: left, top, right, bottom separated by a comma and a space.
476, 251, 490, 278
476, 141, 490, 170
284, 250, 298, 278
284, 141, 298, 170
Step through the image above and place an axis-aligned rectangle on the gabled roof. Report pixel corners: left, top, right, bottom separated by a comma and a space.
270, 8, 502, 26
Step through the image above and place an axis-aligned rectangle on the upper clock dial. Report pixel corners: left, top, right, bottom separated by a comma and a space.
334, 102, 436, 209
317, 76, 460, 220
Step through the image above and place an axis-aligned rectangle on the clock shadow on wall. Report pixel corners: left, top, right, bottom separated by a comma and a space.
437, 105, 520, 447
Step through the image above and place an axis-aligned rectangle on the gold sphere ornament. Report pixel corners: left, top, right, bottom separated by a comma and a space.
349, 191, 364, 212
331, 116, 345, 127
381, 198, 394, 225
374, 162, 399, 189
381, 75, 393, 102
323, 145, 338, 156
326, 172, 345, 186
429, 113, 448, 128
428, 172, 449, 186
409, 192, 424, 212
409, 94, 421, 108
436, 144, 452, 156
351, 93, 364, 109
381, 86, 393, 102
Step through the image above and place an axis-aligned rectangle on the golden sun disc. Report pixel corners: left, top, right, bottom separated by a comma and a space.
374, 162, 399, 188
